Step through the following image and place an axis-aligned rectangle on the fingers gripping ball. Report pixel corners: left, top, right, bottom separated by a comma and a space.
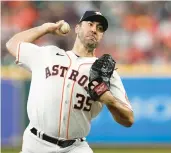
88, 54, 116, 101
59, 22, 71, 34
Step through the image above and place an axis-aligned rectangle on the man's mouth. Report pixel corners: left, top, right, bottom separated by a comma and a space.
87, 35, 96, 41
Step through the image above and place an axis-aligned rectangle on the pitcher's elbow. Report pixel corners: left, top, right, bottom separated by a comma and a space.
6, 41, 12, 53
6, 41, 10, 51
6, 41, 16, 57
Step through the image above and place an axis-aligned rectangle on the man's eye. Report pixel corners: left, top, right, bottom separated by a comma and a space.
88, 22, 93, 26
97, 26, 104, 32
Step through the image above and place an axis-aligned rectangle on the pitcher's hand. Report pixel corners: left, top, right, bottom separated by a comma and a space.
41, 20, 69, 36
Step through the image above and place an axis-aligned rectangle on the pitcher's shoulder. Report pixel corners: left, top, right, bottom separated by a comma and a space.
111, 70, 122, 80
42, 45, 66, 55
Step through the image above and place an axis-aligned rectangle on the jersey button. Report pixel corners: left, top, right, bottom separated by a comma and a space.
63, 116, 66, 121
67, 84, 70, 88
65, 100, 68, 104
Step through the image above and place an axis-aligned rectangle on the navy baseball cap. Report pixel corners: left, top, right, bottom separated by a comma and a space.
79, 11, 108, 31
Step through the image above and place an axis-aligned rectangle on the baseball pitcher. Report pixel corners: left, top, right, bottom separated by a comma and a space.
6, 10, 134, 153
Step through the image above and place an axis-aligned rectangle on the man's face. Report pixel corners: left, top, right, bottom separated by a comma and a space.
76, 21, 104, 51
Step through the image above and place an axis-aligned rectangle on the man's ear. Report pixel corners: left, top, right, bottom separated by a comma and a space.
75, 24, 80, 34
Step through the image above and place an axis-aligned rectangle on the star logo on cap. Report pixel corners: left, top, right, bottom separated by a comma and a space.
95, 12, 102, 15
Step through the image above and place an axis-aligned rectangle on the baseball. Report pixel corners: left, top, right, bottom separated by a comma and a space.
60, 22, 70, 34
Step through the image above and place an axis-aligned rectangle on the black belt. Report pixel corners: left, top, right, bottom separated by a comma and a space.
30, 127, 84, 148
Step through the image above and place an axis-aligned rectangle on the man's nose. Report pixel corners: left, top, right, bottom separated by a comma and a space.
91, 25, 97, 33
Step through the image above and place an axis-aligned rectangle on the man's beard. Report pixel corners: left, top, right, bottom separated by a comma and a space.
78, 31, 98, 52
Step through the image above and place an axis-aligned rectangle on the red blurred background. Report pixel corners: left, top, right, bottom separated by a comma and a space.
1, 1, 171, 65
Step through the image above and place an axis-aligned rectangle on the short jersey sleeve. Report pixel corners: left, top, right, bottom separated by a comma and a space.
15, 42, 41, 71
110, 71, 133, 111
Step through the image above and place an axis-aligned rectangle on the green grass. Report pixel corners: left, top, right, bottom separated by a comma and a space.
1, 148, 171, 153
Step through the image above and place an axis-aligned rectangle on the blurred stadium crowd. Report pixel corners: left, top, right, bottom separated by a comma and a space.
1, 1, 171, 65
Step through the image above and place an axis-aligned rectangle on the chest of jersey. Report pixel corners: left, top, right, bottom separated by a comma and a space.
27, 50, 103, 138
43, 52, 95, 93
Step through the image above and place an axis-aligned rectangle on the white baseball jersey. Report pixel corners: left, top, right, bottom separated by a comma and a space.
16, 42, 132, 139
